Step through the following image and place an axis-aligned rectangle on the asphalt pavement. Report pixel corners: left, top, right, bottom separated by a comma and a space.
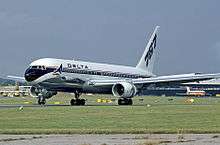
0, 134, 220, 145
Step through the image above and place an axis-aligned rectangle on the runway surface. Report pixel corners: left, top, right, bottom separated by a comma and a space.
0, 103, 216, 109
0, 134, 220, 145
0, 95, 218, 109
0, 104, 71, 108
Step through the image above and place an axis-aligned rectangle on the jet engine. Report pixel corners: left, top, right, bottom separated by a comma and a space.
30, 86, 57, 99
112, 82, 137, 98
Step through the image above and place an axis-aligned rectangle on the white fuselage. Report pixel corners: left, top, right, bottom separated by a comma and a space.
25, 58, 154, 93
32, 58, 153, 78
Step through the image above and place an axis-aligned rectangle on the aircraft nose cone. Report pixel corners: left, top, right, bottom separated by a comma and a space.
24, 67, 49, 82
24, 68, 32, 82
24, 68, 38, 82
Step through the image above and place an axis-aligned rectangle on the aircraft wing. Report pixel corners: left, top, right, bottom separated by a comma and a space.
7, 75, 26, 83
88, 73, 220, 86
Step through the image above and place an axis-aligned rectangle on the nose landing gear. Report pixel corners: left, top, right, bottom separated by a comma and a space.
38, 96, 46, 105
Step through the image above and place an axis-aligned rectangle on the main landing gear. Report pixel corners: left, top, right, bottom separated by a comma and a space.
118, 98, 133, 105
70, 91, 86, 106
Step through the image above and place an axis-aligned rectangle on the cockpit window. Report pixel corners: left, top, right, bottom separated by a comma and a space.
31, 66, 38, 69
30, 65, 46, 70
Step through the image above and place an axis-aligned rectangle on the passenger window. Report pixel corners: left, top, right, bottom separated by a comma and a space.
42, 66, 46, 70
32, 66, 37, 69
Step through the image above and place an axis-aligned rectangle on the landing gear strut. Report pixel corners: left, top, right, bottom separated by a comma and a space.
70, 91, 86, 106
118, 98, 133, 105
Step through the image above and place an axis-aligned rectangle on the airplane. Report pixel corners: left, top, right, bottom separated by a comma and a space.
176, 87, 206, 97
7, 26, 220, 105
185, 87, 206, 96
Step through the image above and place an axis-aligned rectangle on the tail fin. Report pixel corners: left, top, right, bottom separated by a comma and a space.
136, 26, 160, 74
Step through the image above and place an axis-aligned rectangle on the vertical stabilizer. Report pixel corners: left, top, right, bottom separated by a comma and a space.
136, 26, 159, 74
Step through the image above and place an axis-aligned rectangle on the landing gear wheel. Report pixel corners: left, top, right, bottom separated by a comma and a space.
70, 99, 86, 106
80, 99, 86, 105
70, 99, 76, 105
38, 98, 46, 105
70, 91, 85, 106
118, 98, 133, 105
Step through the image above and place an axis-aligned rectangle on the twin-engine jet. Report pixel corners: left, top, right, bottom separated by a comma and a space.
8, 26, 220, 105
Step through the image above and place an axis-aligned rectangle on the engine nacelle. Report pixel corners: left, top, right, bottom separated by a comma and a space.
30, 86, 57, 99
112, 82, 137, 98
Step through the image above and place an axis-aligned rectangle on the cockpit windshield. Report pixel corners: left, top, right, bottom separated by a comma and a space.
30, 65, 46, 70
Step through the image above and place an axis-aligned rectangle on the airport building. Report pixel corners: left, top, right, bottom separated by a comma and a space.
0, 86, 30, 97
143, 85, 220, 97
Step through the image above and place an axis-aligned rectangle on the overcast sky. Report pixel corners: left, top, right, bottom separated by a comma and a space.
0, 0, 220, 76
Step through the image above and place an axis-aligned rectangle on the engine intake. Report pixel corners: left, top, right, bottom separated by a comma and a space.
112, 82, 137, 98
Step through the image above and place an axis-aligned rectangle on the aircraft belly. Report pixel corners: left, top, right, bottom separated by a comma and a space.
82, 85, 112, 94
37, 73, 114, 94
39, 81, 112, 94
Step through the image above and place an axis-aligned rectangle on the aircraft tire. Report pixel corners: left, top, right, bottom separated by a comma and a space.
80, 99, 86, 105
38, 98, 46, 105
128, 99, 133, 105
118, 98, 133, 105
70, 99, 86, 106
70, 99, 77, 106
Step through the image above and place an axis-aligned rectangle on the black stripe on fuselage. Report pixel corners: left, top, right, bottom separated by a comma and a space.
62, 67, 148, 79
25, 66, 149, 82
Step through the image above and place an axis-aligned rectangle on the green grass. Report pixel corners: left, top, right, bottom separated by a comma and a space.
1, 94, 220, 134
